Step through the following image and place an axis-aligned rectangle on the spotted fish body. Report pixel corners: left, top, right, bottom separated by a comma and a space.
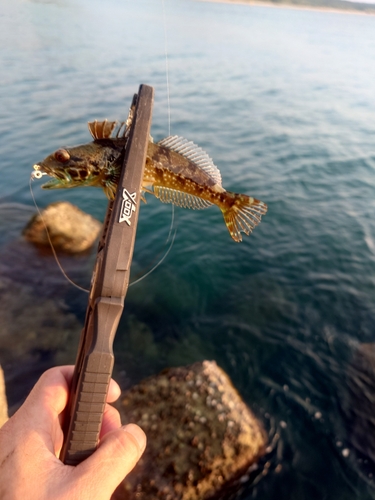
33, 121, 267, 242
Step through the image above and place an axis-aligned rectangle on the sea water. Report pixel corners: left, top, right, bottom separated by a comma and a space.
1, 0, 375, 498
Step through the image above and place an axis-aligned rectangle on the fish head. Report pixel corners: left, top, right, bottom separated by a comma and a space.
32, 139, 127, 200
32, 142, 108, 190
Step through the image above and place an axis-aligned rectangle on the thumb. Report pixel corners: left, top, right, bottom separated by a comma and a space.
75, 424, 146, 496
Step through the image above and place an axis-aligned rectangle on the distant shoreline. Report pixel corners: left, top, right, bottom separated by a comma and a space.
198, 0, 375, 15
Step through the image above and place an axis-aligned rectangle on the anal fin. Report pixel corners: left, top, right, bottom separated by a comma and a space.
153, 186, 213, 210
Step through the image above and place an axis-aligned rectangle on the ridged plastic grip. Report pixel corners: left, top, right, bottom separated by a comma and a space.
64, 360, 112, 462
61, 297, 123, 465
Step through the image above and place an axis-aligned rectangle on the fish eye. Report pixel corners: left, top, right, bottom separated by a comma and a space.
54, 149, 70, 163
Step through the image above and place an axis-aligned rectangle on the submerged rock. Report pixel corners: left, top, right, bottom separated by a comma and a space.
0, 276, 82, 412
0, 203, 92, 411
346, 343, 375, 466
0, 365, 7, 427
23, 201, 102, 254
115, 361, 267, 500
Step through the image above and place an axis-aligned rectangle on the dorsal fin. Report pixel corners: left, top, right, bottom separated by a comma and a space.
157, 136, 222, 186
88, 120, 118, 140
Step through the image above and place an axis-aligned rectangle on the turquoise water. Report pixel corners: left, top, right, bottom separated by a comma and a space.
2, 0, 375, 497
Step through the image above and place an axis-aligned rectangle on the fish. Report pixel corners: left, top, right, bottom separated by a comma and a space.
32, 120, 267, 242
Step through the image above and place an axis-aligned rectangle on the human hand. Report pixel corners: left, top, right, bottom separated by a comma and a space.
0, 366, 146, 500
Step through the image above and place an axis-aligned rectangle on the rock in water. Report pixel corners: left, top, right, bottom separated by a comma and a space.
0, 276, 82, 411
0, 365, 8, 427
346, 343, 375, 466
115, 361, 267, 500
23, 201, 102, 254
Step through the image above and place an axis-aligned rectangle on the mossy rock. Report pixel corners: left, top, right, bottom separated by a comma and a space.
115, 361, 267, 500
23, 201, 102, 254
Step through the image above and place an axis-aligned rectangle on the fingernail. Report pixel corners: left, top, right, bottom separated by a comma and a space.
123, 423, 147, 454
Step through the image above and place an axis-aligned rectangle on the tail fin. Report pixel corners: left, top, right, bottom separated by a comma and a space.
221, 193, 267, 242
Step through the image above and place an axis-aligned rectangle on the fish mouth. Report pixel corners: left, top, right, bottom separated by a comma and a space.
41, 178, 67, 189
32, 163, 73, 189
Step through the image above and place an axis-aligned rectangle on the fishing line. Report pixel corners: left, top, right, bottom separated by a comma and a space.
129, 227, 177, 287
30, 174, 174, 292
162, 0, 171, 136
161, 0, 176, 247
128, 1, 178, 287
29, 176, 89, 294
128, 0, 177, 288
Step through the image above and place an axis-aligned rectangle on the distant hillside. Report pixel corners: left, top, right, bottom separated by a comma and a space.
229, 0, 375, 13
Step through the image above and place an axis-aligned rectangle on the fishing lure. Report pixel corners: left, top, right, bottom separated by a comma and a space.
32, 121, 267, 242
